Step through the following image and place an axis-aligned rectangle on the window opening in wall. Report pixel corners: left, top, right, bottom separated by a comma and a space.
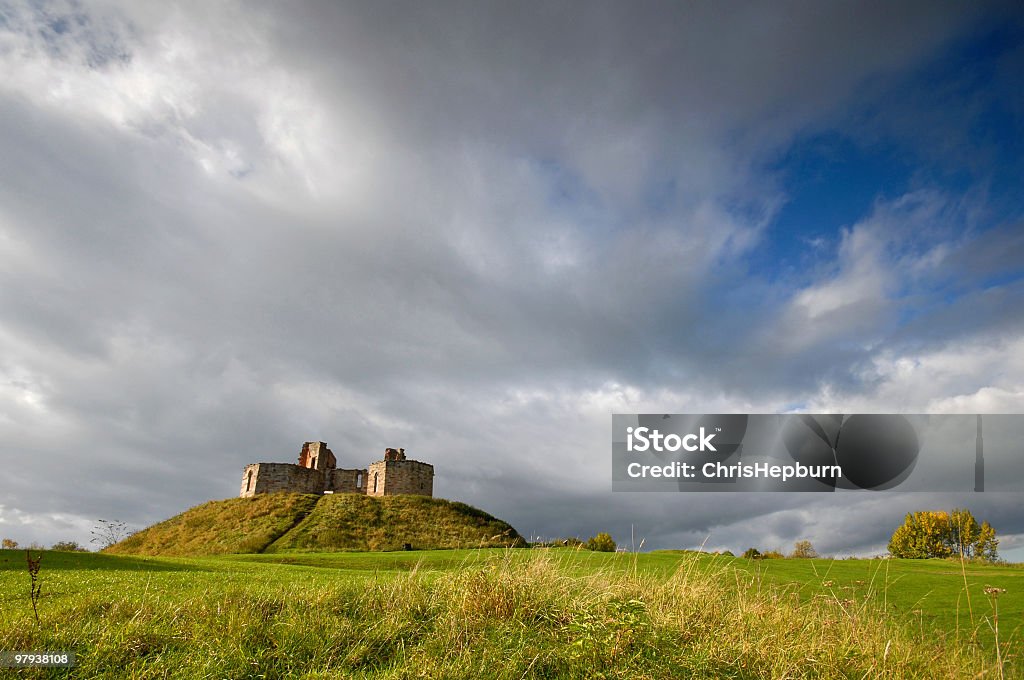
373, 473, 378, 494
246, 470, 254, 492
356, 472, 363, 488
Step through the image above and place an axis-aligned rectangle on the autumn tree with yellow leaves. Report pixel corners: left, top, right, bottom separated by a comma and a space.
888, 508, 998, 561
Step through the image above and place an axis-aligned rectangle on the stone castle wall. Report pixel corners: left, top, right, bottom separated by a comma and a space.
240, 462, 325, 498
330, 468, 368, 494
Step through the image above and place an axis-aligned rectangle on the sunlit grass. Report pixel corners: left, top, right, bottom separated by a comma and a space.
103, 494, 524, 557
0, 548, 1018, 678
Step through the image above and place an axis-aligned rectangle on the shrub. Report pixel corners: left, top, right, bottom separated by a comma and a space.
50, 541, 87, 552
585, 532, 616, 552
761, 550, 785, 559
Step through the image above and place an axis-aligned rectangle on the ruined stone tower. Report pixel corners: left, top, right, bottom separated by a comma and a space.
240, 442, 434, 498
366, 448, 435, 496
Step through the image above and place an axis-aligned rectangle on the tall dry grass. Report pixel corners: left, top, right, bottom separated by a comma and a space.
0, 549, 1007, 678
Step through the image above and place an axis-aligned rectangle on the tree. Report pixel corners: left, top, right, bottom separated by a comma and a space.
974, 521, 999, 562
888, 509, 999, 561
2, 538, 18, 550
888, 511, 952, 559
91, 520, 132, 550
741, 547, 761, 559
585, 532, 616, 552
790, 540, 818, 559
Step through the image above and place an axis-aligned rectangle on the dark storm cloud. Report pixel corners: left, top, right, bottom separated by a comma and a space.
0, 1, 1022, 555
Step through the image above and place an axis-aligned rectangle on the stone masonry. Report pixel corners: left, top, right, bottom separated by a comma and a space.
240, 442, 434, 498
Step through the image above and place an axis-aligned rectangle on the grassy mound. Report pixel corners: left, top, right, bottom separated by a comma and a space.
106, 493, 320, 556
107, 493, 524, 556
265, 493, 524, 552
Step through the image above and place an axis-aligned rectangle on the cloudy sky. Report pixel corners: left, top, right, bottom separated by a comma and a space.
2, 1, 1023, 559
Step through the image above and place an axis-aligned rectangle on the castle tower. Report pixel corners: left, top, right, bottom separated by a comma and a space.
367, 448, 434, 497
298, 441, 337, 472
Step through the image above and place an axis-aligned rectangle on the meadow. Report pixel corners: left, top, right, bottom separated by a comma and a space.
0, 547, 1020, 679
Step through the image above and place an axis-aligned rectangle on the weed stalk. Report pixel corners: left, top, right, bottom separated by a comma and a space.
26, 549, 42, 626
984, 586, 1006, 680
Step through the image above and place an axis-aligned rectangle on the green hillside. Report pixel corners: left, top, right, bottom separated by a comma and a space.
265, 493, 524, 552
107, 493, 320, 556
107, 493, 524, 556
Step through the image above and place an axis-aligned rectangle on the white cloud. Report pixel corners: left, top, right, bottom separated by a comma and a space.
808, 334, 1024, 413
0, 505, 101, 549
780, 191, 955, 352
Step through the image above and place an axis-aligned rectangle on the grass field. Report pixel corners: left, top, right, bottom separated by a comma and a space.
0, 548, 1020, 678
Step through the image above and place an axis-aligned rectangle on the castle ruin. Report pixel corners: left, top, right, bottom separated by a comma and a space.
240, 442, 434, 498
